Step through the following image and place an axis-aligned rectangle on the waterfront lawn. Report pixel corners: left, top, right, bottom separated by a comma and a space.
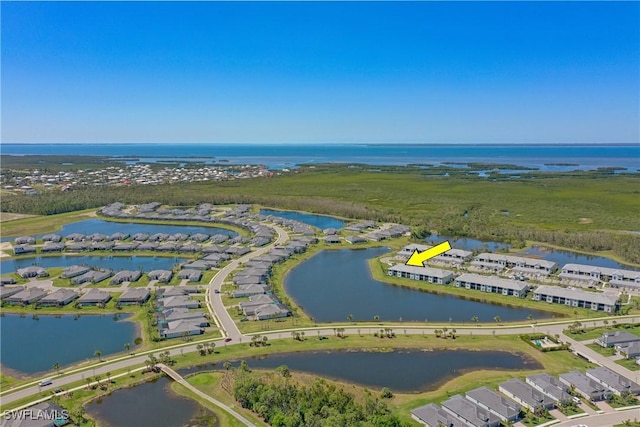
564, 324, 640, 341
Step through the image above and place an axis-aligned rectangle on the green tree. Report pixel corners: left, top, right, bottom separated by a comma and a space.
94, 349, 102, 361
124, 342, 131, 353
53, 361, 60, 375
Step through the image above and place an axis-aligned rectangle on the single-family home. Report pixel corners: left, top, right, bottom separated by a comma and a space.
595, 331, 640, 348
118, 288, 151, 305
111, 270, 142, 285
177, 269, 202, 282
161, 320, 204, 339
41, 242, 66, 252
158, 295, 200, 309
254, 304, 290, 320
441, 394, 501, 427
39, 289, 79, 307
411, 403, 468, 427
148, 270, 173, 283
4, 287, 48, 305
232, 284, 268, 298
16, 266, 49, 279
13, 245, 36, 255
465, 387, 521, 423
76, 289, 112, 306
387, 264, 456, 285
0, 286, 25, 299
61, 265, 91, 279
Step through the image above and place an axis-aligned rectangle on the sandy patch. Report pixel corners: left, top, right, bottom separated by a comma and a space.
0, 212, 38, 222
578, 217, 593, 224
0, 242, 12, 258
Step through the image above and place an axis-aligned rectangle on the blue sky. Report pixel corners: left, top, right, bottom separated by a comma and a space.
2, 1, 638, 144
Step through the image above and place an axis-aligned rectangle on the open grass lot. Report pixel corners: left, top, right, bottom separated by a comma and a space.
0, 209, 98, 237
0, 212, 39, 222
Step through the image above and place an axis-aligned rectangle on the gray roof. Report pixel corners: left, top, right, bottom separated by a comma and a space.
559, 370, 610, 398
388, 264, 456, 279
586, 367, 640, 394
475, 253, 557, 270
597, 331, 640, 347
442, 394, 500, 427
118, 288, 150, 302
465, 387, 521, 421
77, 289, 111, 303
526, 373, 571, 403
455, 273, 529, 292
562, 263, 640, 281
0, 286, 25, 299
411, 403, 468, 427
499, 379, 554, 410
534, 285, 619, 306
39, 289, 79, 304
6, 287, 48, 303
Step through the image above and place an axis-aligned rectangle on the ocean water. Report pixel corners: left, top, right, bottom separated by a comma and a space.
2, 143, 639, 171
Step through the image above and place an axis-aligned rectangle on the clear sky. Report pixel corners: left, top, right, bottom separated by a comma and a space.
2, 1, 638, 144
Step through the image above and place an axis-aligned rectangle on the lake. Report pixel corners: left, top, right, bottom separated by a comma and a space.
260, 209, 345, 230
1, 218, 237, 242
0, 314, 138, 375
180, 349, 540, 392
86, 377, 217, 427
284, 248, 550, 323
1, 255, 187, 274
426, 233, 510, 252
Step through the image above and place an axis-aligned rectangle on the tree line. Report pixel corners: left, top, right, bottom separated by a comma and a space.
233, 368, 409, 427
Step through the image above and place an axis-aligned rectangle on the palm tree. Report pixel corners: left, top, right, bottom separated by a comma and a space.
347, 313, 354, 322
374, 315, 380, 322
472, 316, 479, 325
106, 371, 111, 384
223, 361, 232, 370
53, 361, 60, 375
494, 315, 501, 324
262, 336, 268, 346
124, 342, 131, 353
94, 349, 102, 361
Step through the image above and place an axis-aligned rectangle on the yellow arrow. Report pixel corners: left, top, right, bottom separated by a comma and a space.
405, 241, 452, 266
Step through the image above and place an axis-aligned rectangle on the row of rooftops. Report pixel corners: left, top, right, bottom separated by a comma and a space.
0, 286, 152, 306
398, 244, 640, 284
388, 263, 619, 307
413, 367, 640, 427
154, 287, 208, 338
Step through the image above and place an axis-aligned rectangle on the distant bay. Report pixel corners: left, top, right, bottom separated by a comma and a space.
2, 143, 639, 171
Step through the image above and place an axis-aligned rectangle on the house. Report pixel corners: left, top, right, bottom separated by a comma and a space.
148, 270, 173, 283
42, 234, 62, 242
398, 244, 432, 257
66, 241, 92, 251
157, 242, 178, 252
441, 394, 501, 427
190, 233, 210, 243
559, 371, 612, 402
596, 331, 640, 348
232, 284, 268, 298
16, 267, 49, 279
0, 277, 16, 285
13, 245, 36, 255
533, 285, 619, 313
465, 387, 521, 423
177, 269, 202, 282
345, 235, 366, 244
149, 233, 170, 242
525, 373, 572, 404
225, 246, 251, 256
254, 304, 290, 320
411, 403, 468, 427
239, 294, 277, 315
77, 289, 112, 306
251, 237, 271, 247
71, 270, 113, 285
182, 260, 211, 271
61, 265, 91, 279
586, 367, 640, 396
618, 341, 640, 359
0, 286, 25, 299
14, 236, 36, 245
118, 288, 151, 305
158, 295, 200, 309
498, 379, 555, 412
387, 264, 455, 285
179, 243, 202, 253
137, 242, 159, 251
89, 233, 109, 242
158, 287, 189, 298
454, 273, 529, 297
111, 270, 142, 285
41, 242, 66, 252
112, 242, 140, 251
161, 320, 204, 339
0, 401, 71, 427
324, 236, 341, 244
110, 232, 130, 241
39, 289, 79, 307
66, 233, 85, 241
4, 287, 48, 305
132, 233, 150, 241
161, 308, 208, 324
323, 228, 338, 235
